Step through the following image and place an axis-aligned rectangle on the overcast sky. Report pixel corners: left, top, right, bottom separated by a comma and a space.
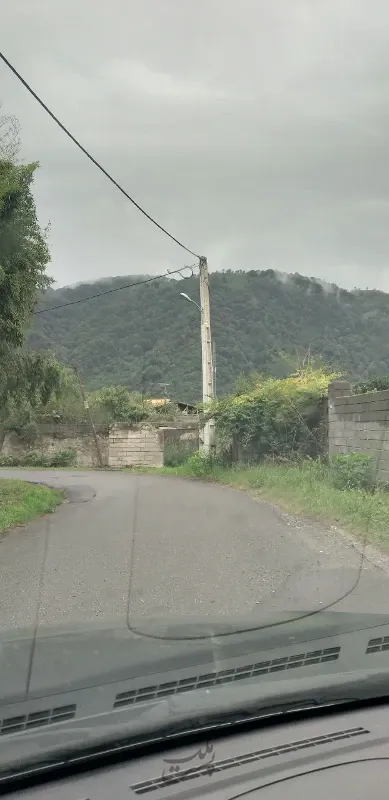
2, 0, 389, 289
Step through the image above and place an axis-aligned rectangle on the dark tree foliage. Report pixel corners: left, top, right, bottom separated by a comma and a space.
0, 121, 60, 414
0, 159, 51, 345
29, 270, 389, 404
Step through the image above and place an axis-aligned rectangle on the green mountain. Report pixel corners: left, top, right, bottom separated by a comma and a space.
28, 269, 389, 403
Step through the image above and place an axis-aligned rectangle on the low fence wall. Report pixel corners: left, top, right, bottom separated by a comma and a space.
108, 423, 198, 467
109, 425, 164, 468
328, 379, 389, 482
1, 420, 199, 468
160, 426, 199, 446
1, 424, 109, 467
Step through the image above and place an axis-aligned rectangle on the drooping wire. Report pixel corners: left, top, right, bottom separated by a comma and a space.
0, 51, 201, 259
34, 264, 198, 315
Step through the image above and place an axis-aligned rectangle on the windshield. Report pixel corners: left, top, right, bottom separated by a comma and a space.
1, 0, 389, 781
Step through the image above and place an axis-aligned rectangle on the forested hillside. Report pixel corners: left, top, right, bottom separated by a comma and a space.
28, 269, 389, 403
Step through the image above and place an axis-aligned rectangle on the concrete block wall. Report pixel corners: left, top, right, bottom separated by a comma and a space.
108, 424, 164, 468
1, 427, 109, 467
1, 422, 198, 469
328, 379, 389, 482
159, 426, 199, 446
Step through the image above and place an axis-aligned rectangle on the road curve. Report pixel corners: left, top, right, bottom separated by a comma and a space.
1, 468, 389, 632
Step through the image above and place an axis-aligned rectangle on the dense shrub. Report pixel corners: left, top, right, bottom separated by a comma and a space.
0, 454, 18, 467
0, 448, 77, 468
212, 368, 336, 463
23, 450, 48, 466
49, 448, 77, 467
353, 376, 389, 394
89, 386, 150, 424
164, 439, 198, 467
185, 450, 223, 477
329, 453, 374, 491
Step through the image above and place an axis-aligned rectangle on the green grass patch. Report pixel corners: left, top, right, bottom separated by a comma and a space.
221, 461, 389, 549
0, 479, 64, 533
222, 461, 389, 548
126, 458, 389, 550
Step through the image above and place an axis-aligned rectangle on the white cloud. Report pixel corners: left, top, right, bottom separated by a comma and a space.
103, 59, 227, 102
2, 0, 389, 290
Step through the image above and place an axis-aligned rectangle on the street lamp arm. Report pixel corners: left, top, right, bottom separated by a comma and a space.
179, 292, 201, 312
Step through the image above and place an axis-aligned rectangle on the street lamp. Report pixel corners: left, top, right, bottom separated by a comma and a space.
179, 292, 217, 399
179, 292, 201, 312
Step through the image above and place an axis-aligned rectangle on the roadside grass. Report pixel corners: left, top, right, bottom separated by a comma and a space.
123, 459, 389, 550
0, 479, 64, 533
3, 457, 389, 549
220, 460, 389, 549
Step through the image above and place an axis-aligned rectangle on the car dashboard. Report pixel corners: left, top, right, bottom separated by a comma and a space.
5, 699, 389, 799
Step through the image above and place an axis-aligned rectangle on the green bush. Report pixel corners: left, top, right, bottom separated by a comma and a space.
89, 386, 150, 423
164, 439, 198, 467
186, 450, 222, 477
0, 448, 77, 468
0, 454, 18, 467
48, 448, 77, 467
329, 453, 374, 491
22, 450, 50, 467
213, 368, 336, 463
353, 376, 389, 394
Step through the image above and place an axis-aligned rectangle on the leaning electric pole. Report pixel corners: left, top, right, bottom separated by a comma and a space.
199, 256, 215, 452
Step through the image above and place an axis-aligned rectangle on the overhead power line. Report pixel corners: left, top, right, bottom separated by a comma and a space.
34, 263, 198, 315
0, 51, 201, 259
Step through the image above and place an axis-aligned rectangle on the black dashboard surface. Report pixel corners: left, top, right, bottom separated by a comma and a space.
5, 701, 389, 799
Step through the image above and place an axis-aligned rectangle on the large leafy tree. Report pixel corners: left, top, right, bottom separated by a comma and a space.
0, 159, 52, 345
0, 109, 59, 418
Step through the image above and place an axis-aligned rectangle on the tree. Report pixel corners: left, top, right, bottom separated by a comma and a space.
0, 159, 51, 346
89, 386, 150, 423
0, 109, 59, 423
0, 106, 20, 163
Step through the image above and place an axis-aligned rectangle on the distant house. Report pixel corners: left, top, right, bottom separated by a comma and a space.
147, 398, 197, 415
177, 401, 197, 414
148, 398, 169, 408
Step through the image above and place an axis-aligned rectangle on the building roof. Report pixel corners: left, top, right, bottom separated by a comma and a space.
148, 398, 170, 407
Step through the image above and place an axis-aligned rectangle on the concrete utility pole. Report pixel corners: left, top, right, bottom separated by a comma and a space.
199, 256, 215, 452
213, 339, 217, 398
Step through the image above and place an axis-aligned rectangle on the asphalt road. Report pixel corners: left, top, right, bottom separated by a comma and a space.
1, 468, 389, 632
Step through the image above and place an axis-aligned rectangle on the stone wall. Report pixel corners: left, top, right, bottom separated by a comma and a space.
328, 379, 389, 482
1, 421, 199, 469
1, 424, 109, 467
159, 426, 199, 446
108, 424, 164, 468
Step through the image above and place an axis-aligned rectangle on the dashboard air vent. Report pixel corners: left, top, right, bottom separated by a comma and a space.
114, 646, 340, 709
366, 636, 389, 654
0, 704, 76, 735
